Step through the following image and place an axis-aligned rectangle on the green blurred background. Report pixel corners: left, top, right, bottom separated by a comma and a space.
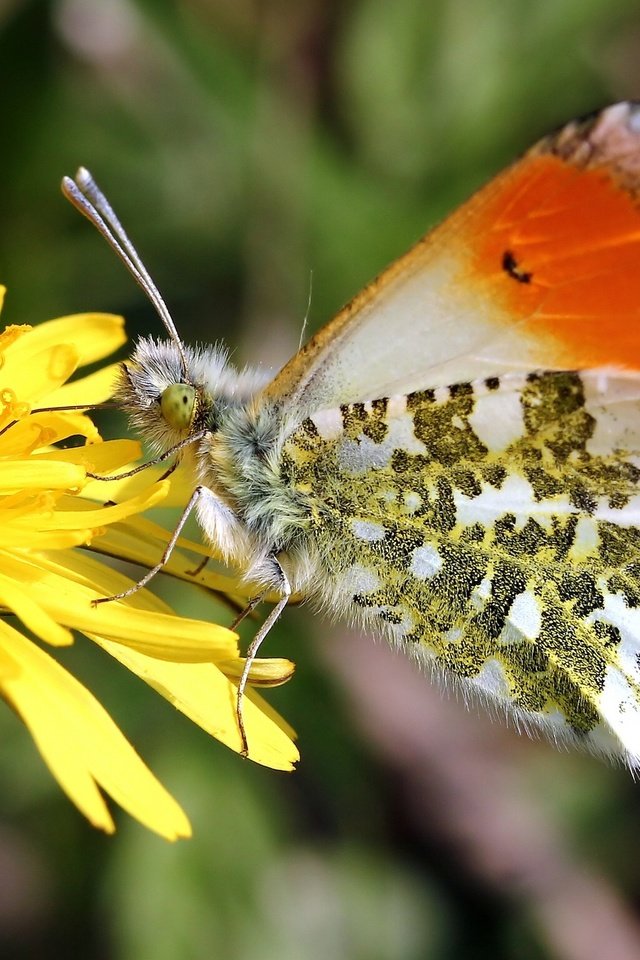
3, 1, 640, 958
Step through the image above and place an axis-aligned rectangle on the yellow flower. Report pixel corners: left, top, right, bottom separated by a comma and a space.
0, 287, 298, 840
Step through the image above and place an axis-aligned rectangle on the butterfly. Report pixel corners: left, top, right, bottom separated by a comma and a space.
63, 101, 640, 766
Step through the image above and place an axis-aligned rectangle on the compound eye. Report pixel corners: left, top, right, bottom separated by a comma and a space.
160, 383, 196, 429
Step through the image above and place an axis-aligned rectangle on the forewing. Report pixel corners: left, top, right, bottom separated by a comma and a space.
282, 371, 640, 765
266, 102, 640, 413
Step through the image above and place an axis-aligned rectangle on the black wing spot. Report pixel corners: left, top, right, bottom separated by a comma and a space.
502, 250, 532, 284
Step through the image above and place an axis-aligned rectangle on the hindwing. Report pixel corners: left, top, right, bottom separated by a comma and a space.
281, 370, 640, 763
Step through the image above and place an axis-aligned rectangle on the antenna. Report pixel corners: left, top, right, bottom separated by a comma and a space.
61, 167, 189, 377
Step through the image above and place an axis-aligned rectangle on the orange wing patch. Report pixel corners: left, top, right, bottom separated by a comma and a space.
462, 111, 640, 370
266, 103, 640, 410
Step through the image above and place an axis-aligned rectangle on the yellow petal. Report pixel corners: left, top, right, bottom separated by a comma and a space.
92, 635, 300, 771
10, 314, 126, 367
0, 324, 30, 357
0, 343, 79, 405
0, 572, 73, 646
17, 481, 169, 533
0, 460, 85, 491
0, 621, 191, 838
0, 552, 238, 661
44, 362, 121, 406
0, 413, 100, 455
52, 440, 141, 472
245, 686, 298, 742
219, 657, 296, 687
35, 439, 141, 472
0, 529, 89, 550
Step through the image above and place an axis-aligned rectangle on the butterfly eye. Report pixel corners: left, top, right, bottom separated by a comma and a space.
160, 383, 196, 429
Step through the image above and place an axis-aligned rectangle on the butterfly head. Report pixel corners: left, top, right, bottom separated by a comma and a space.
115, 336, 217, 453
116, 335, 273, 457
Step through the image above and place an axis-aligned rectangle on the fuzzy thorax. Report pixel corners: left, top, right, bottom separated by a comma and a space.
196, 399, 317, 590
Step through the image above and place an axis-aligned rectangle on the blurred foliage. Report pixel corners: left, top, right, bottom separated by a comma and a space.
2, 1, 640, 958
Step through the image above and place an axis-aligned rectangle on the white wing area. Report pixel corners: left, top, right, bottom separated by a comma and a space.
581, 367, 640, 459
277, 246, 557, 413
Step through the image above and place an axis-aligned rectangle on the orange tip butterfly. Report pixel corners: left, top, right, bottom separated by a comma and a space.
63, 102, 640, 765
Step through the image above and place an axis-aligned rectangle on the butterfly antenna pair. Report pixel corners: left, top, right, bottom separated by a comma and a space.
61, 168, 189, 378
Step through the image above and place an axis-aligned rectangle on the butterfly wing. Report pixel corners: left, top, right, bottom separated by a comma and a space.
254, 102, 640, 765
265, 101, 640, 413
282, 370, 640, 764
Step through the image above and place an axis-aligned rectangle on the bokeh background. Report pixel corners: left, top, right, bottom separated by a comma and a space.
3, 1, 640, 958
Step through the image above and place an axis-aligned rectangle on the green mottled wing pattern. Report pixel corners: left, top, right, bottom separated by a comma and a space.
281, 370, 640, 761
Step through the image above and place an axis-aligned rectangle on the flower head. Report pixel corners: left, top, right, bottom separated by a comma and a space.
0, 287, 298, 839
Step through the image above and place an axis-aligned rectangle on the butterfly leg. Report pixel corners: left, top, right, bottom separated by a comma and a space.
86, 430, 206, 481
185, 553, 211, 578
92, 484, 208, 605
236, 558, 291, 757
228, 594, 266, 631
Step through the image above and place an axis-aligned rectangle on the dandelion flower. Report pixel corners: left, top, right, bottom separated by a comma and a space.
0, 288, 298, 839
